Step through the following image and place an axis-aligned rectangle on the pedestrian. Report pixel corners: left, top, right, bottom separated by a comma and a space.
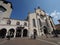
7, 31, 10, 40
33, 30, 37, 39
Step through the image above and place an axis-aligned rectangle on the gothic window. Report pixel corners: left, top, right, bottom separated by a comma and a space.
0, 6, 7, 13
36, 13, 39, 15
32, 19, 36, 27
45, 19, 49, 27
38, 19, 42, 27
16, 21, 20, 25
40, 14, 43, 18
7, 19, 11, 25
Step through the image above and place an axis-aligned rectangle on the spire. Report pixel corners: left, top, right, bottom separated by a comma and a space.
38, 6, 40, 9
0, 0, 13, 9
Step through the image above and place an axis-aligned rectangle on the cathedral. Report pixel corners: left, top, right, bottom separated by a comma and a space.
0, 0, 55, 38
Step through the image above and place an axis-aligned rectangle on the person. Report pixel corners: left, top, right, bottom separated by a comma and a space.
43, 26, 48, 38
7, 31, 10, 40
33, 30, 37, 39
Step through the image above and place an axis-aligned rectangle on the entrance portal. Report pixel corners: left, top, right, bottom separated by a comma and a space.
16, 27, 22, 37
23, 29, 28, 37
0, 28, 7, 38
33, 29, 37, 35
33, 29, 37, 39
9, 28, 15, 38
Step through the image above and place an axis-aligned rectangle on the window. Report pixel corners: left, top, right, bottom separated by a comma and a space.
7, 19, 11, 25
24, 22, 27, 26
36, 13, 39, 15
38, 19, 42, 27
40, 15, 44, 18
32, 19, 36, 27
16, 21, 20, 25
45, 19, 49, 27
0, 6, 7, 13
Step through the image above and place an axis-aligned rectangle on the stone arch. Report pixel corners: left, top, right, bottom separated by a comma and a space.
23, 29, 28, 37
9, 28, 15, 38
0, 28, 7, 38
33, 29, 37, 36
43, 26, 48, 34
16, 27, 22, 37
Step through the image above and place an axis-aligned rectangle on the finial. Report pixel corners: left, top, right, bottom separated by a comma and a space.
38, 6, 40, 9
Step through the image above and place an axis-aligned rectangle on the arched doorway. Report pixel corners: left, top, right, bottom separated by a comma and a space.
23, 29, 28, 37
9, 28, 15, 38
43, 26, 48, 34
33, 29, 37, 35
33, 29, 37, 38
0, 28, 7, 38
16, 27, 22, 37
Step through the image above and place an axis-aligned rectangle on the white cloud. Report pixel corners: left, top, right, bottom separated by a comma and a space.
54, 16, 58, 19
50, 10, 60, 19
46, 10, 60, 24
50, 11, 56, 16
56, 12, 60, 15
46, 13, 49, 15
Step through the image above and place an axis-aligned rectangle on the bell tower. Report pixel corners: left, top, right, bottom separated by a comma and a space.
0, 0, 13, 18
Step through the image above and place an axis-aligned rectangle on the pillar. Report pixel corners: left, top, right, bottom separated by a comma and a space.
14, 29, 16, 38
21, 29, 23, 38
5, 29, 9, 38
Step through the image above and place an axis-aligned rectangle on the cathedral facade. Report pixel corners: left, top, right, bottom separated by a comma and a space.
0, 0, 55, 38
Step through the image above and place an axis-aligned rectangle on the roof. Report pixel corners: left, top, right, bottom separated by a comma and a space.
55, 24, 60, 30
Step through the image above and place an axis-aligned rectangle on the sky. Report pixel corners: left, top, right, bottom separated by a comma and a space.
6, 0, 60, 24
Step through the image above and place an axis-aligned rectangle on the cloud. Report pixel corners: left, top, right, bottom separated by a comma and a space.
46, 10, 60, 24
50, 10, 60, 19
50, 11, 56, 16
46, 13, 49, 15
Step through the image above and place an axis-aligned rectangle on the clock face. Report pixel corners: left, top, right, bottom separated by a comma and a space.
0, 6, 7, 13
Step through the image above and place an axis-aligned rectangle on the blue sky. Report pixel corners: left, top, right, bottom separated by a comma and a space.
6, 0, 60, 24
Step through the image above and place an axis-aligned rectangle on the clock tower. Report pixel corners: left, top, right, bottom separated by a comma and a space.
0, 0, 13, 18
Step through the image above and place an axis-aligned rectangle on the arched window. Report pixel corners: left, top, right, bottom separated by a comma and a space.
0, 6, 7, 13
24, 22, 27, 26
38, 19, 42, 27
7, 19, 11, 25
45, 19, 49, 27
32, 19, 36, 27
16, 21, 20, 25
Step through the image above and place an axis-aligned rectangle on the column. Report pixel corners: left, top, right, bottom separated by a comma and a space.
5, 29, 9, 38
14, 29, 16, 38
21, 29, 23, 38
